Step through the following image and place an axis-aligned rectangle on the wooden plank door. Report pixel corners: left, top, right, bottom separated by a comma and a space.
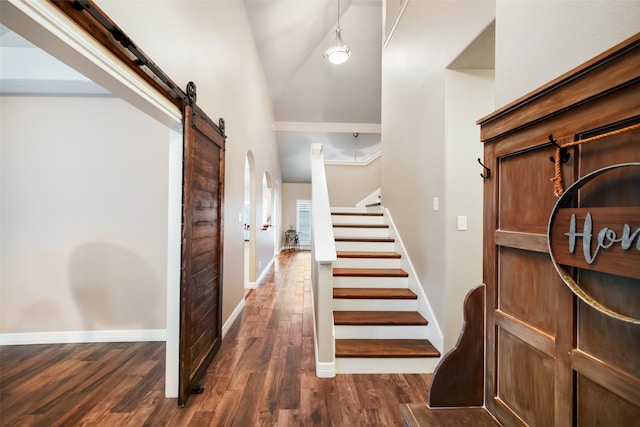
179, 104, 225, 406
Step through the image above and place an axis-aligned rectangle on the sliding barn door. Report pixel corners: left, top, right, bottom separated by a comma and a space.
179, 104, 225, 406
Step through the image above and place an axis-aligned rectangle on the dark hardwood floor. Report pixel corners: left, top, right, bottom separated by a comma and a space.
0, 251, 431, 426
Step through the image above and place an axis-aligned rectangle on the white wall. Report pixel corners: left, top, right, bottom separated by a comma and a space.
1, 96, 169, 333
97, 0, 282, 323
444, 69, 494, 350
495, 1, 640, 108
282, 183, 312, 234
326, 156, 382, 207
381, 0, 496, 343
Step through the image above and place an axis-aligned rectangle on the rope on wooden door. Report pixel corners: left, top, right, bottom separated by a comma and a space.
551, 122, 640, 196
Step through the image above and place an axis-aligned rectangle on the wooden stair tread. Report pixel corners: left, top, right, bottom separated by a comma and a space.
335, 339, 440, 358
333, 310, 428, 325
365, 202, 381, 207
337, 251, 401, 259
333, 268, 408, 277
335, 237, 394, 242
334, 288, 417, 299
331, 212, 384, 216
333, 223, 389, 228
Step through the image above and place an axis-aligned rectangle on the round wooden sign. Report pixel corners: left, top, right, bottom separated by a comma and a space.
547, 162, 640, 324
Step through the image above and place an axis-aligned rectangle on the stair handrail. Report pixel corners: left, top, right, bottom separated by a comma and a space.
310, 143, 336, 377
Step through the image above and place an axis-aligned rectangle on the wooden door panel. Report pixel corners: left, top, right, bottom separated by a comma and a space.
579, 301, 640, 376
499, 148, 566, 234
579, 126, 640, 174
497, 330, 555, 426
578, 270, 640, 325
499, 248, 559, 336
577, 375, 640, 426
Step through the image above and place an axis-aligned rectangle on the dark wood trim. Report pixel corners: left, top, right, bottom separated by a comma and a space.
482, 141, 498, 414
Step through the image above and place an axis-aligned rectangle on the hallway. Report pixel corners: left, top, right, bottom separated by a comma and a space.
0, 250, 431, 426
177, 249, 431, 425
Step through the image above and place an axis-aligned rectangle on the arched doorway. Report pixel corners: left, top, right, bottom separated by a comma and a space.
244, 152, 256, 289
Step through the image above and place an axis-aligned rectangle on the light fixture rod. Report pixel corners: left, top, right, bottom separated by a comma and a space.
323, 0, 351, 64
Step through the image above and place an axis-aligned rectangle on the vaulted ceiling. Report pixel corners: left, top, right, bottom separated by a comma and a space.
243, 0, 383, 182
244, 0, 381, 124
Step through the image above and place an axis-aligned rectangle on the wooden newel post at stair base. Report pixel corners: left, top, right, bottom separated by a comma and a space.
428, 284, 485, 407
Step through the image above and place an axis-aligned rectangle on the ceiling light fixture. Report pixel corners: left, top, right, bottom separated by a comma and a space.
323, 0, 351, 65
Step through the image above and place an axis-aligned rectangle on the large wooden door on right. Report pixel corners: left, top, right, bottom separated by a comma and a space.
479, 34, 640, 426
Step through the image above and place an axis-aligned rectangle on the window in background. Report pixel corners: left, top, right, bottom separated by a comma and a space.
296, 200, 311, 244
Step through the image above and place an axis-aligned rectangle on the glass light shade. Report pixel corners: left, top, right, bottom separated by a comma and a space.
323, 27, 351, 65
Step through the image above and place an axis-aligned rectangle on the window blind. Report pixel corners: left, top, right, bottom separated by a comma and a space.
296, 200, 311, 244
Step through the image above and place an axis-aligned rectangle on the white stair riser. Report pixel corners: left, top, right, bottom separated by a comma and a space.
333, 227, 389, 238
335, 241, 395, 252
332, 276, 408, 288
331, 215, 384, 225
334, 325, 428, 340
334, 258, 401, 269
332, 206, 383, 212
333, 299, 417, 311
335, 357, 440, 374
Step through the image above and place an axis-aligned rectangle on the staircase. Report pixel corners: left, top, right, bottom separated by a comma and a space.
331, 208, 441, 374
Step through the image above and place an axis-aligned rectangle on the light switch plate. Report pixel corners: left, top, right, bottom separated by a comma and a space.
457, 215, 468, 231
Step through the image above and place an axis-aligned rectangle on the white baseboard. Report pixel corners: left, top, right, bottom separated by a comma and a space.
310, 278, 336, 378
246, 255, 276, 289
0, 329, 166, 346
316, 359, 336, 378
0, 298, 246, 347
222, 297, 245, 338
